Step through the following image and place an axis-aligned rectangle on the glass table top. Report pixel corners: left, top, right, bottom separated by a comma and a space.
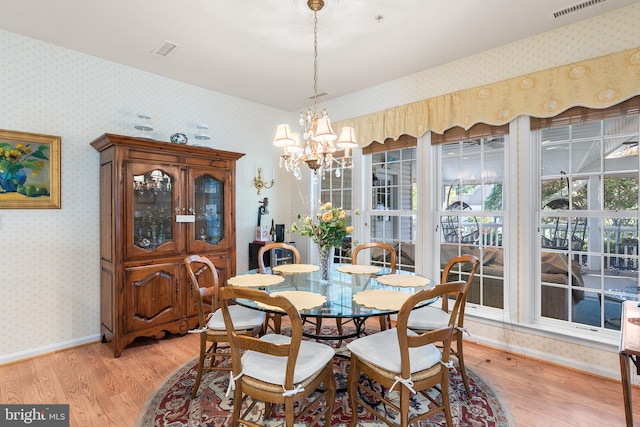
229, 265, 436, 319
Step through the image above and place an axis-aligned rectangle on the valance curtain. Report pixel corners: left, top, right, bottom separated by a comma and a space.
334, 47, 640, 147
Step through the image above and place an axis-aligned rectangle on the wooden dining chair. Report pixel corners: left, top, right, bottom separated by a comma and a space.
184, 255, 265, 399
219, 286, 336, 427
346, 281, 467, 427
257, 242, 300, 334
352, 241, 397, 331
407, 254, 479, 396
351, 241, 397, 273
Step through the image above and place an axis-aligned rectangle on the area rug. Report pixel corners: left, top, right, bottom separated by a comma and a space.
136, 328, 513, 426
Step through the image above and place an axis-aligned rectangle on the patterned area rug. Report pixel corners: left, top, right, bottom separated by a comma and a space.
136, 328, 513, 426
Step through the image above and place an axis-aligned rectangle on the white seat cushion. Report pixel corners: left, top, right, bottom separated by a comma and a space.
241, 334, 335, 385
407, 306, 449, 330
346, 328, 441, 374
207, 305, 265, 330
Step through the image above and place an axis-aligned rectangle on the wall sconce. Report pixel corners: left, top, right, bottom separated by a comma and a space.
253, 167, 274, 195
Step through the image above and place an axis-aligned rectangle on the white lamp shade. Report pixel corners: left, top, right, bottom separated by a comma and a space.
313, 117, 337, 142
336, 126, 358, 148
273, 124, 296, 147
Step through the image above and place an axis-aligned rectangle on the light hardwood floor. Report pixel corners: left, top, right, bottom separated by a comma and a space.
0, 332, 637, 426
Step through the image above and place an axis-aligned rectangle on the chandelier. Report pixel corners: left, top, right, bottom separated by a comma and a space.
273, 0, 358, 181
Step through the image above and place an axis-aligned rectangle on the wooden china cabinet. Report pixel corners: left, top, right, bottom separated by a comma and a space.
91, 133, 244, 357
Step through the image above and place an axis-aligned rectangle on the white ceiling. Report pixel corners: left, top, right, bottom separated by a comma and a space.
0, 0, 637, 112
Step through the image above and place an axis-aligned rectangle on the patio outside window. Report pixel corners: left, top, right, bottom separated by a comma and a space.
535, 105, 640, 330
438, 135, 506, 310
368, 146, 417, 272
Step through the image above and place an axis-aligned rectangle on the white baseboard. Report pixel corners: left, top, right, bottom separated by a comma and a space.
468, 335, 621, 381
0, 334, 101, 365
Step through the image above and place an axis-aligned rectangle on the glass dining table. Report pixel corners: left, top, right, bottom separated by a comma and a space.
226, 263, 437, 342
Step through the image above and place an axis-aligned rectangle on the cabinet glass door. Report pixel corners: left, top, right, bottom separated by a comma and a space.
127, 163, 181, 258
194, 173, 224, 244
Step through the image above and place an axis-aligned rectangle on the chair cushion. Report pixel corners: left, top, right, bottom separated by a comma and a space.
346, 328, 441, 374
407, 306, 449, 330
241, 334, 335, 385
207, 305, 265, 330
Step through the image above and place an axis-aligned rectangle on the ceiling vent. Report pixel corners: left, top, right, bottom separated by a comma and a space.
151, 40, 180, 57
551, 0, 607, 19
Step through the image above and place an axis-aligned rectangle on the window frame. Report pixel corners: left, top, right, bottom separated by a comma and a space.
530, 104, 640, 340
433, 125, 513, 321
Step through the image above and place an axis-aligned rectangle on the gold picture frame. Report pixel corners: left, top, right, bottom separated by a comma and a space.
0, 129, 61, 209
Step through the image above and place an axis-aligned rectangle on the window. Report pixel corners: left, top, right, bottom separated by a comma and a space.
319, 166, 353, 264
534, 99, 640, 329
364, 136, 417, 272
436, 126, 507, 310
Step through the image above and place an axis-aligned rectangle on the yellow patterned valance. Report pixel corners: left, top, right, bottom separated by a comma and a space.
334, 47, 640, 146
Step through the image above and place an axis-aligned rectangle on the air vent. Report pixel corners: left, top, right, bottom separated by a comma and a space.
309, 92, 328, 100
552, 0, 607, 19
151, 40, 180, 57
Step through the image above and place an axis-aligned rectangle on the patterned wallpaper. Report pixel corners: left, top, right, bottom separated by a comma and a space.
0, 3, 639, 379
0, 28, 298, 363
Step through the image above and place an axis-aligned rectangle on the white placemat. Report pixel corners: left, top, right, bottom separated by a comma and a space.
336, 264, 381, 274
226, 274, 284, 287
353, 290, 410, 311
272, 263, 319, 274
256, 291, 326, 312
376, 274, 430, 287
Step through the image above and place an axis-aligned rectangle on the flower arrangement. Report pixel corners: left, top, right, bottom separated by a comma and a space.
0, 143, 49, 175
0, 142, 49, 194
289, 202, 359, 253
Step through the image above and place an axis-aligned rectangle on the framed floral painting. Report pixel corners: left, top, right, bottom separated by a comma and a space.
0, 129, 61, 208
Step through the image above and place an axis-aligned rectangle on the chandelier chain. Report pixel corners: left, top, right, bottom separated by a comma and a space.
313, 10, 318, 116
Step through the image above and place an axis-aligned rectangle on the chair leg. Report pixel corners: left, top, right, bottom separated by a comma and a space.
265, 402, 272, 419
399, 388, 410, 427
347, 355, 360, 427
207, 342, 218, 368
335, 319, 344, 347
273, 313, 282, 334
284, 396, 295, 427
315, 317, 324, 337
441, 370, 454, 426
232, 387, 243, 426
323, 363, 336, 427
191, 334, 207, 399
455, 333, 471, 396
378, 314, 390, 331
265, 313, 282, 334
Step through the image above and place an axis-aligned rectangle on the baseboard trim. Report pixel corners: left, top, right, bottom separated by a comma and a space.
468, 334, 620, 381
0, 334, 101, 366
